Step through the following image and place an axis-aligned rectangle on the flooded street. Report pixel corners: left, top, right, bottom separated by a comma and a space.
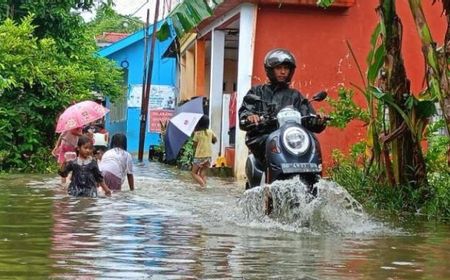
0, 162, 449, 279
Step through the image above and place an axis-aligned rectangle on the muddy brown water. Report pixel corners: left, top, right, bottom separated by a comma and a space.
0, 162, 449, 279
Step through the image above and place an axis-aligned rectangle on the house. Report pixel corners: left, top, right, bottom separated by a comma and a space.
98, 22, 177, 154
96, 32, 130, 47
157, 0, 446, 178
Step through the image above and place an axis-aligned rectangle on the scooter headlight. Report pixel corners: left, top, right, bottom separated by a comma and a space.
282, 127, 310, 155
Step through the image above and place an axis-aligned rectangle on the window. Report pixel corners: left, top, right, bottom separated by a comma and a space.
109, 95, 127, 122
109, 68, 128, 122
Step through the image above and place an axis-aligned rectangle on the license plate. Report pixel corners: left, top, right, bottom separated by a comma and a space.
281, 162, 321, 173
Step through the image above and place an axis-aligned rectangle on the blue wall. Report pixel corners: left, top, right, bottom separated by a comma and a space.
98, 24, 177, 154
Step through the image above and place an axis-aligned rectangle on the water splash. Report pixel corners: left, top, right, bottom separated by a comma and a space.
238, 178, 382, 234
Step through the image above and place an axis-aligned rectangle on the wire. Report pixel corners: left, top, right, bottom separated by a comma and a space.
130, 0, 149, 17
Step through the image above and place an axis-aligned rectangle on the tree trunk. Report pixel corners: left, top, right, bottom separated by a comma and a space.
377, 0, 427, 186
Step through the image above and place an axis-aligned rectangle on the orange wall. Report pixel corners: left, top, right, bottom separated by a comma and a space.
195, 40, 206, 96
253, 1, 446, 168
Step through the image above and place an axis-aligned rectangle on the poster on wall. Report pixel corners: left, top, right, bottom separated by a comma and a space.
149, 109, 174, 133
128, 84, 177, 109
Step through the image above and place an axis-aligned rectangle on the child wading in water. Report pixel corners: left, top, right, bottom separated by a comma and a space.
191, 115, 217, 187
52, 127, 83, 184
99, 133, 135, 191
59, 135, 111, 197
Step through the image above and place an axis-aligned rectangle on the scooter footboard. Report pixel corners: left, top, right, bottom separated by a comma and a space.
245, 154, 265, 189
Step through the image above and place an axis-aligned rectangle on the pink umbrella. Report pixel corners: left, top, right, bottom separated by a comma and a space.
55, 101, 109, 133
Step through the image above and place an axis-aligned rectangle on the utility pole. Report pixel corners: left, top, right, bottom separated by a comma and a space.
138, 10, 150, 161
138, 0, 161, 162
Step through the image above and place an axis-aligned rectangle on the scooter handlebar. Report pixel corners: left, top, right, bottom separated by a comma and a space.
302, 114, 332, 122
240, 115, 266, 127
240, 114, 331, 127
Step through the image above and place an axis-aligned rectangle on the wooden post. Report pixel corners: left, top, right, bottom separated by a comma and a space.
138, 0, 161, 162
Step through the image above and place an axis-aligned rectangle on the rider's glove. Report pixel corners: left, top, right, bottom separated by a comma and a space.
311, 117, 326, 127
304, 116, 327, 133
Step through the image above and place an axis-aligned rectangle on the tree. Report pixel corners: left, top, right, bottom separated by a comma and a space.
0, 1, 124, 172
87, 4, 143, 37
0, 0, 113, 52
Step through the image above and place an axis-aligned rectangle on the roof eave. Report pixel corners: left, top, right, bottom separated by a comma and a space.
98, 22, 165, 57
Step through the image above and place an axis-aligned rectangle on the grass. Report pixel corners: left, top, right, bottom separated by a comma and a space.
328, 151, 450, 221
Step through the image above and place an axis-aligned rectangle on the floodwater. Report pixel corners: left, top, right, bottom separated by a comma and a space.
0, 162, 449, 279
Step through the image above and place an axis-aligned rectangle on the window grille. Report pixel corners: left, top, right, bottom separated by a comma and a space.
109, 68, 128, 122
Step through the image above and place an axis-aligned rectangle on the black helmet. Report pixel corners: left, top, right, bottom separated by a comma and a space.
264, 48, 296, 84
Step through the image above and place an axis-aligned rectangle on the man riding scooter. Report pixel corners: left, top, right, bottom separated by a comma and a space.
238, 48, 328, 194
239, 48, 327, 162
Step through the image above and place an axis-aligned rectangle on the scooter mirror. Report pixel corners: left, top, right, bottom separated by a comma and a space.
243, 94, 262, 104
312, 91, 327, 102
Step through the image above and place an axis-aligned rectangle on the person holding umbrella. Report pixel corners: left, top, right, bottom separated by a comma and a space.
163, 97, 217, 187
164, 96, 206, 161
191, 115, 217, 188
52, 127, 83, 184
53, 100, 110, 184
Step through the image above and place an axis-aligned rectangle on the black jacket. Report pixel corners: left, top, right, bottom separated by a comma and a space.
238, 84, 325, 144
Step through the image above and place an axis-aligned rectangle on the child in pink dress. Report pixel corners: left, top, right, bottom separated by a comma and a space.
52, 127, 83, 183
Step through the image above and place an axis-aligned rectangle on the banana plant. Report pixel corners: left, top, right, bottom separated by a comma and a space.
408, 0, 450, 167
375, 0, 429, 187
318, 0, 429, 186
340, 29, 384, 175
358, 22, 385, 173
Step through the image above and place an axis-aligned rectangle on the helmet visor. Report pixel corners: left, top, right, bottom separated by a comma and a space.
265, 49, 296, 68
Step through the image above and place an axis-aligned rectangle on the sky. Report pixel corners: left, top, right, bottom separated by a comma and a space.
82, 0, 180, 22
113, 0, 153, 20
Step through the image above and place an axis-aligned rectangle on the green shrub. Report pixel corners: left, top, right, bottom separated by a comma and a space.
328, 144, 450, 220
177, 137, 194, 170
326, 87, 369, 129
422, 172, 450, 220
425, 119, 450, 174
0, 16, 123, 173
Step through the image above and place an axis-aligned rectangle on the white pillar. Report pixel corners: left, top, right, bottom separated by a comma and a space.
234, 3, 257, 179
209, 29, 225, 164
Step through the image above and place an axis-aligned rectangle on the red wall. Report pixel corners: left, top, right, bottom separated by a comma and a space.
253, 0, 446, 168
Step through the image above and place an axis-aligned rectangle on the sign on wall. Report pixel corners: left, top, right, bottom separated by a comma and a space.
128, 84, 177, 109
149, 109, 174, 133
128, 84, 177, 133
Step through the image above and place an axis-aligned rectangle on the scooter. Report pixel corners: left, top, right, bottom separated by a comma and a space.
242, 91, 328, 212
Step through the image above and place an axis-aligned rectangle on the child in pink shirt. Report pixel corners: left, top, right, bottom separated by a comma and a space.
52, 127, 82, 183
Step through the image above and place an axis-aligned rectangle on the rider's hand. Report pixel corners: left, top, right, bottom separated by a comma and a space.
316, 112, 326, 119
247, 114, 261, 124
317, 113, 327, 125
309, 113, 328, 128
